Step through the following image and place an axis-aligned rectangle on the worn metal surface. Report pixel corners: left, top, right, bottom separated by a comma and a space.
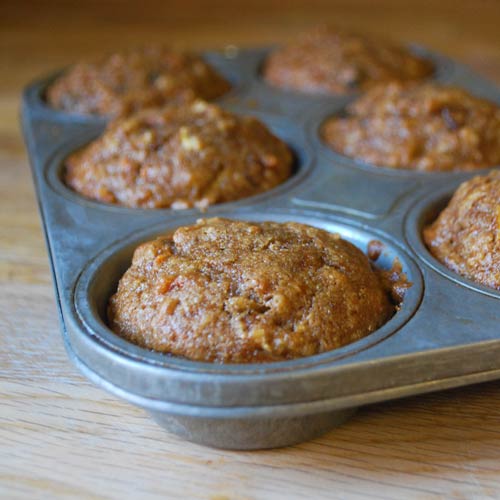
22, 46, 500, 449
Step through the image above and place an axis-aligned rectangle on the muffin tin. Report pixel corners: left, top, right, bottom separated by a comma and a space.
22, 45, 500, 449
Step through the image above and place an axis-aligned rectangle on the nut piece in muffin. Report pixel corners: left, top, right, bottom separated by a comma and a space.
323, 83, 500, 171
46, 46, 231, 116
64, 99, 293, 209
423, 171, 500, 290
108, 218, 398, 363
263, 26, 433, 95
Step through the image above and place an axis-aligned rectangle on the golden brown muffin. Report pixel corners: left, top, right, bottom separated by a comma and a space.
65, 99, 293, 209
323, 83, 500, 171
263, 26, 433, 95
423, 172, 500, 290
108, 218, 397, 363
46, 46, 231, 116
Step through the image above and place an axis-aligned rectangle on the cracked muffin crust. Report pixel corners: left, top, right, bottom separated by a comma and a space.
64, 99, 293, 209
108, 218, 397, 363
322, 83, 500, 171
46, 46, 231, 116
263, 26, 433, 95
423, 171, 500, 290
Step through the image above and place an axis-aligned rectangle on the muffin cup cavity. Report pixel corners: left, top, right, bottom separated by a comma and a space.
316, 107, 500, 178
45, 112, 313, 213
405, 185, 500, 300
74, 210, 423, 384
24, 53, 243, 124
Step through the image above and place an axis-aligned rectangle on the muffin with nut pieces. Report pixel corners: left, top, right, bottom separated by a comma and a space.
65, 99, 293, 209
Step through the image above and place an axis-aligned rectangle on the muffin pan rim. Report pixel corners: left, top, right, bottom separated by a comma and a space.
65, 334, 500, 417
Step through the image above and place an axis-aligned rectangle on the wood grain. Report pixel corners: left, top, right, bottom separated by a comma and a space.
1, 1, 500, 498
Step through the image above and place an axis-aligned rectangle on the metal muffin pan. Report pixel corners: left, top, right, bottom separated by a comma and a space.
22, 45, 500, 450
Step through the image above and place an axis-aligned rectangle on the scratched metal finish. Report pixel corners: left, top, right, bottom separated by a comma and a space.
22, 46, 500, 449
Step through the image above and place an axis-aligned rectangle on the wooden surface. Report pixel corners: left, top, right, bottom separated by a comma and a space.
1, 1, 500, 498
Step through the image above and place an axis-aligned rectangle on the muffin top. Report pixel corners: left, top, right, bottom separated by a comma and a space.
46, 46, 231, 116
65, 99, 293, 209
423, 171, 500, 290
323, 83, 500, 171
263, 26, 433, 95
108, 218, 397, 363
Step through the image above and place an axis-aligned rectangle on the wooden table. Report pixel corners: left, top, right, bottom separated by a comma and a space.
2, 1, 500, 498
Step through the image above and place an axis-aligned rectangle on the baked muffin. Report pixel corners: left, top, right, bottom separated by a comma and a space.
108, 218, 398, 363
263, 26, 433, 95
46, 46, 231, 116
323, 83, 500, 171
423, 171, 500, 290
65, 99, 293, 209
